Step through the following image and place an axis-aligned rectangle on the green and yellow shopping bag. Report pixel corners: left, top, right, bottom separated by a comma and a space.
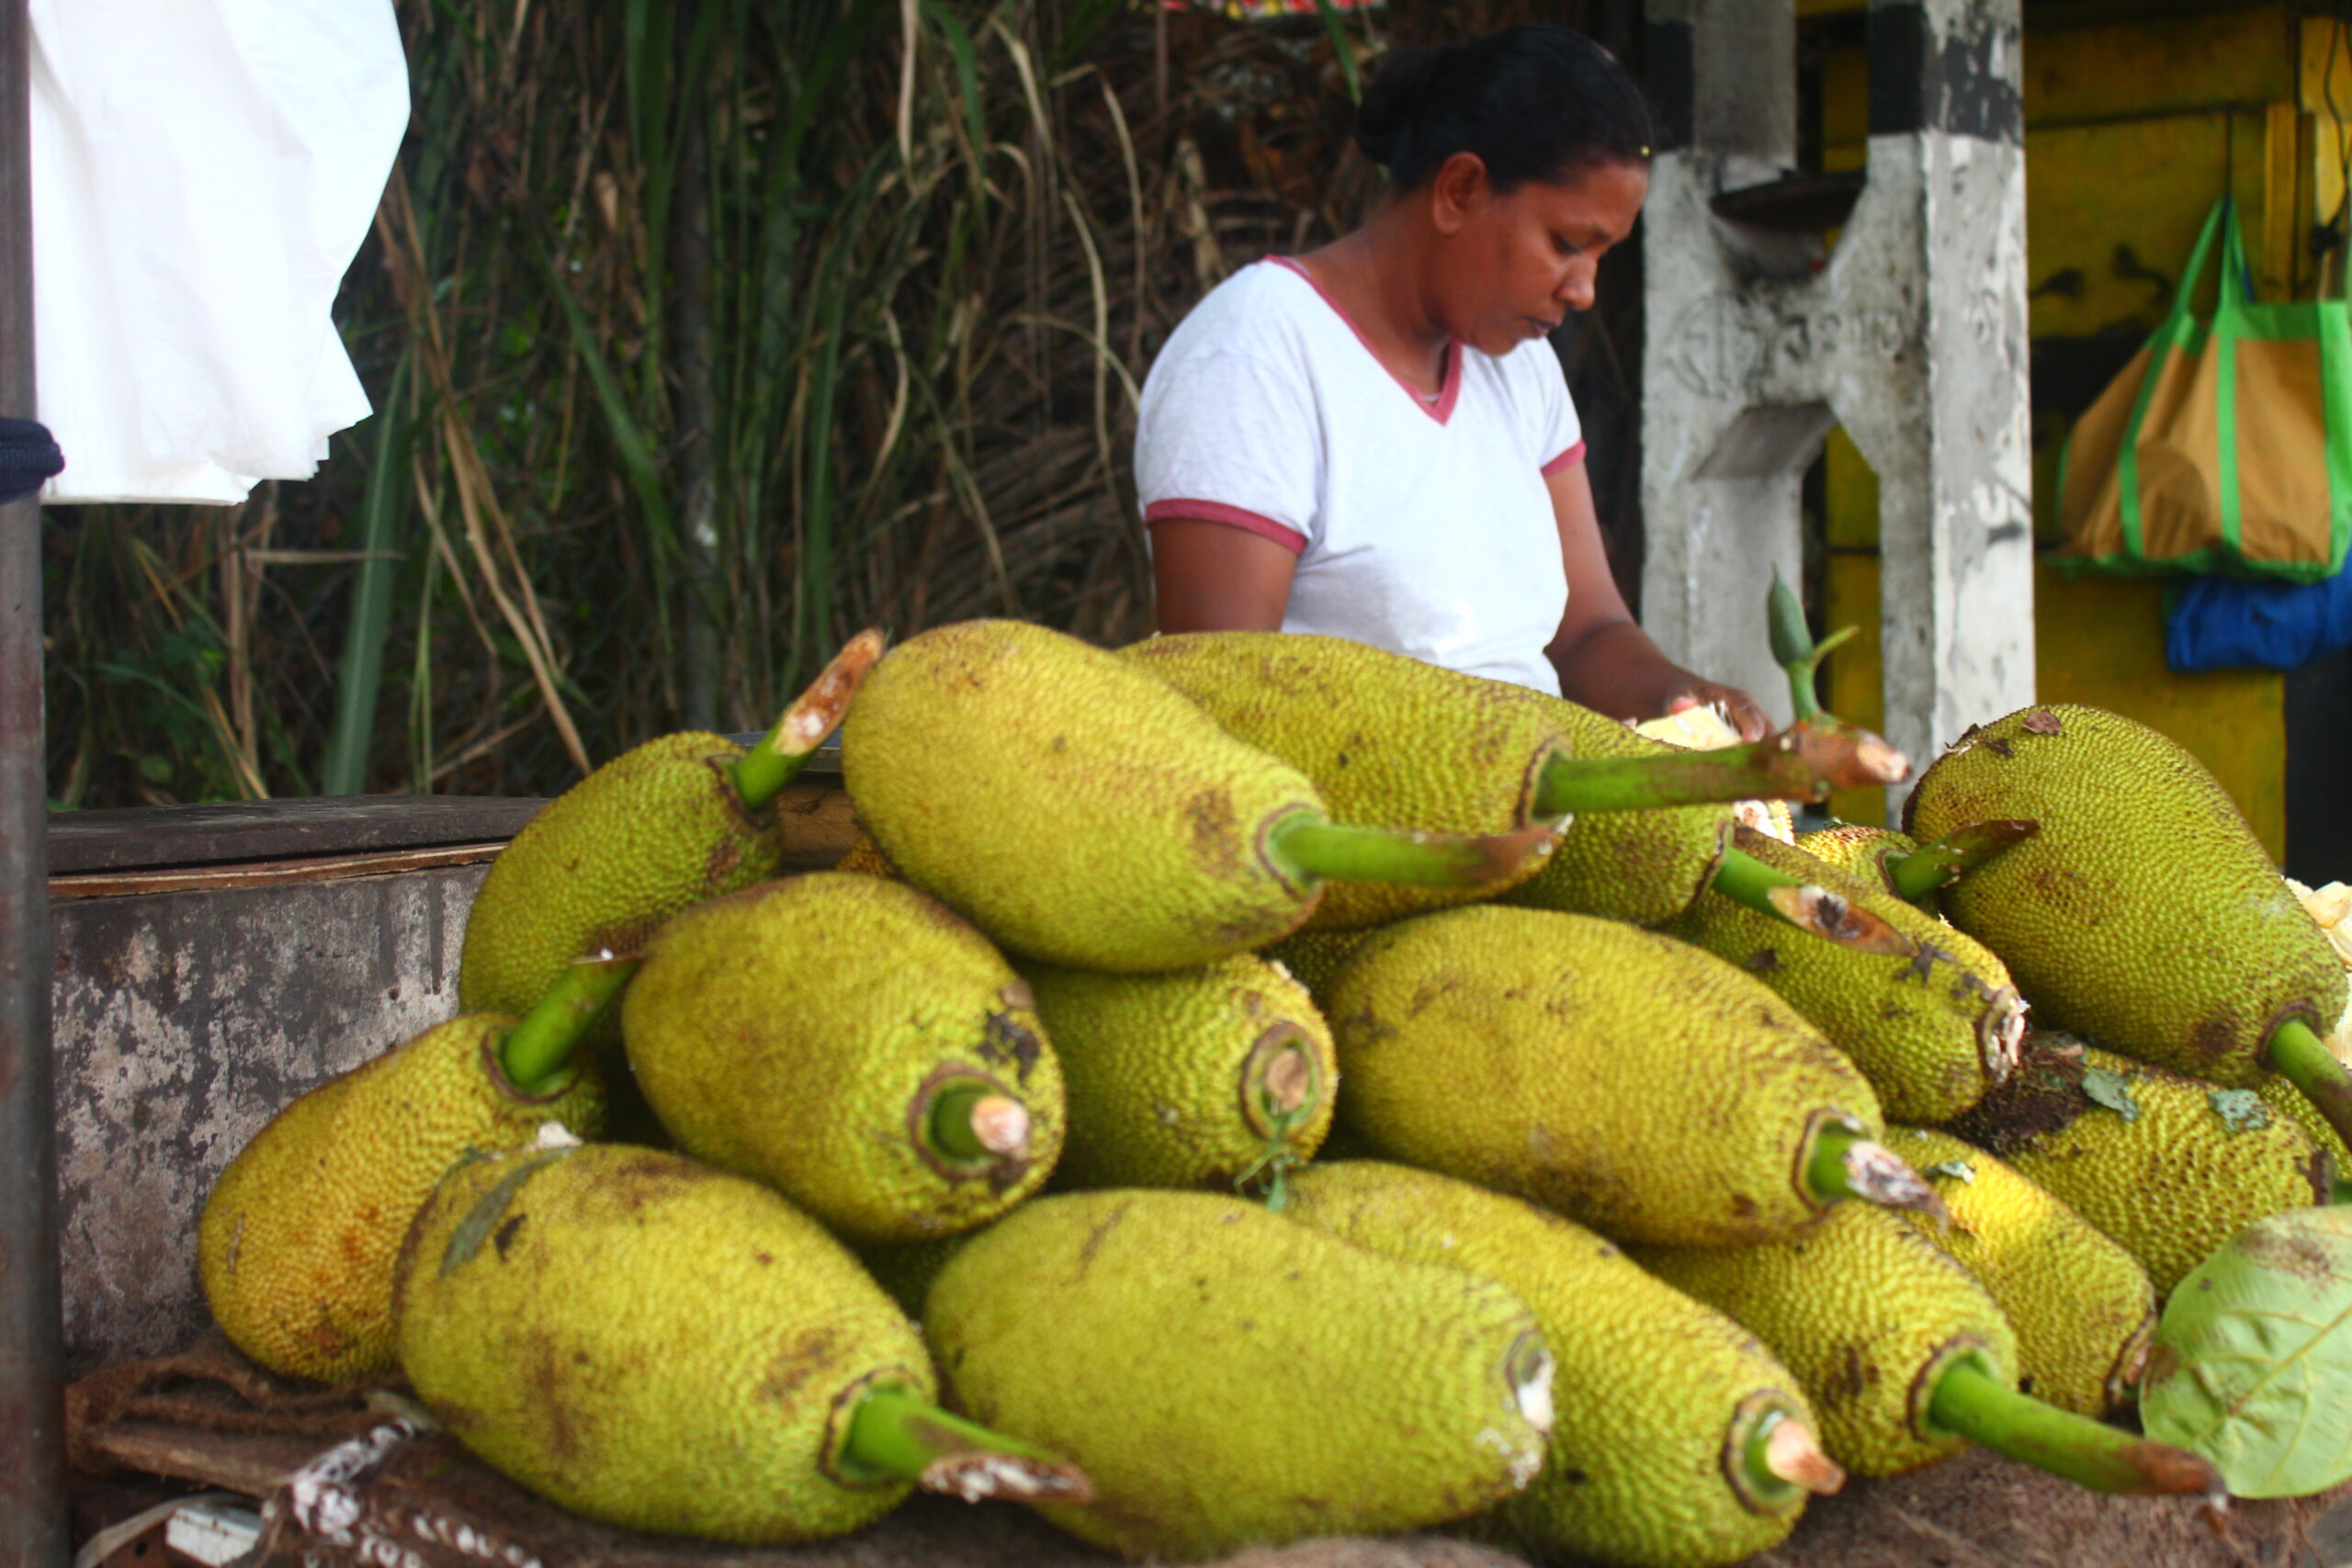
2057, 198, 2352, 581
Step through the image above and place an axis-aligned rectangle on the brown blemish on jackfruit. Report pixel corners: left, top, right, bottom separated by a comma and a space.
760, 1326, 846, 1405
978, 1012, 1043, 1081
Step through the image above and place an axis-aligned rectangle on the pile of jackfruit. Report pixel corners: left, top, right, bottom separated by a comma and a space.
194, 617, 2352, 1568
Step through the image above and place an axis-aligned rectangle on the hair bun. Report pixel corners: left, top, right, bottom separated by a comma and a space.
1352, 47, 1447, 168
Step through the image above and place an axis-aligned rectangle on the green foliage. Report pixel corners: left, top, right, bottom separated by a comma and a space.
2142, 1206, 2352, 1497
43, 0, 1389, 807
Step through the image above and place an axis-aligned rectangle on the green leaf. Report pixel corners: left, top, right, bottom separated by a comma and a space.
2209, 1089, 2274, 1134
2080, 1065, 2143, 1122
2141, 1206, 2352, 1497
440, 1146, 577, 1279
1924, 1158, 1976, 1183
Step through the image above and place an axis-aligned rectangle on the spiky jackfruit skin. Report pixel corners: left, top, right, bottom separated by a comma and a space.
458, 732, 782, 1053
2254, 1069, 2352, 1174
1119, 632, 1559, 929
1635, 1204, 2018, 1478
1327, 905, 1882, 1245
622, 874, 1064, 1244
1258, 925, 1370, 1009
1666, 828, 2024, 1124
1503, 707, 1737, 929
198, 1017, 605, 1385
1023, 953, 1335, 1193
1943, 1038, 2330, 1295
1285, 1162, 1816, 1568
1905, 704, 2346, 1085
855, 1235, 968, 1319
1795, 825, 1917, 895
1882, 1126, 2154, 1417
924, 1189, 1551, 1561
843, 621, 1323, 972
394, 1143, 930, 1544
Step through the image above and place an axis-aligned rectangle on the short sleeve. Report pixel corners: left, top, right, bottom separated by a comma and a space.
1521, 344, 1586, 476
1136, 346, 1321, 556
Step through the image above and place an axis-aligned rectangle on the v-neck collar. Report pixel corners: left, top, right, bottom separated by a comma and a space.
1269, 256, 1463, 426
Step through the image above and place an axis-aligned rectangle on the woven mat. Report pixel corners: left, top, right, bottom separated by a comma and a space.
64, 1343, 2352, 1568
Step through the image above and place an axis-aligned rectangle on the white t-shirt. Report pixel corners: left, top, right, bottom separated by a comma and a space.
1136, 257, 1586, 694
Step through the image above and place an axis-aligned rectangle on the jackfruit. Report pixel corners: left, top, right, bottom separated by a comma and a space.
1905, 705, 2346, 1105
1943, 1035, 2331, 1295
1636, 1204, 2219, 1497
198, 962, 616, 1383
1508, 703, 1740, 928
1323, 904, 1935, 1245
622, 873, 1065, 1244
1122, 630, 1898, 933
1285, 1161, 1839, 1568
1023, 953, 1334, 1195
844, 621, 1555, 972
1796, 824, 1917, 889
856, 1234, 968, 1319
1257, 925, 1369, 1009
922, 1187, 1554, 1560
1668, 827, 2026, 1123
394, 1139, 1088, 1544
1117, 630, 1580, 928
1632, 702, 1794, 844
459, 630, 882, 1044
2254, 1068, 2352, 1178
1881, 1126, 2154, 1417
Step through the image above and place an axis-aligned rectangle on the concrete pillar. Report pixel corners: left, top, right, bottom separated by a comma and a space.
1641, 0, 2035, 798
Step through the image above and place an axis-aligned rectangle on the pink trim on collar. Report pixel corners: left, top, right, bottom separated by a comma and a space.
1541, 440, 1588, 476
1144, 499, 1309, 556
1266, 256, 1462, 425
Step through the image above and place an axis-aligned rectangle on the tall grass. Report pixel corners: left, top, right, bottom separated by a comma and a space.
42, 0, 1625, 808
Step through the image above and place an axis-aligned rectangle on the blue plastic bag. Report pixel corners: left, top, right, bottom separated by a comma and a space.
2165, 568, 2352, 671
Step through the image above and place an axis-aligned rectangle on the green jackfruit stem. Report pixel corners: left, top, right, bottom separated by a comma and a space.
2268, 1018, 2352, 1154
730, 627, 887, 811
1767, 569, 1860, 725
496, 953, 639, 1095
1709, 845, 1919, 956
842, 1386, 1095, 1502
925, 1086, 1030, 1164
1803, 1122, 1950, 1223
1885, 820, 2040, 904
1926, 1357, 2225, 1499
1265, 814, 1561, 890
1531, 719, 1908, 819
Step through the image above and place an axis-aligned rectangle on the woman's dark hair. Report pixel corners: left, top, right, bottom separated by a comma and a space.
1353, 27, 1653, 192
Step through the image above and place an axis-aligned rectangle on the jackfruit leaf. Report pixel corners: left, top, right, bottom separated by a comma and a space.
1924, 1159, 1976, 1183
2141, 1206, 2352, 1497
2080, 1066, 2143, 1122
2209, 1089, 2273, 1134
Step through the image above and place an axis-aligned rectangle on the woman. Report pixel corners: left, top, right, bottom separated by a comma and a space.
1136, 26, 1770, 739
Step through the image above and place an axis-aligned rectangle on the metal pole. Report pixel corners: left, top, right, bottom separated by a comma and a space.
0, 0, 69, 1558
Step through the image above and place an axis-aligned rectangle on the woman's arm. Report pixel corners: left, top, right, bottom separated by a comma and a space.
1542, 463, 1773, 739
1148, 519, 1299, 633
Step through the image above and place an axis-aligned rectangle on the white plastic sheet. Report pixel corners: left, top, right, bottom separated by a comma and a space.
29, 0, 409, 503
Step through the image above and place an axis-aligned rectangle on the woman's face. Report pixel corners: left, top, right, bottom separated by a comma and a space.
1430, 154, 1649, 357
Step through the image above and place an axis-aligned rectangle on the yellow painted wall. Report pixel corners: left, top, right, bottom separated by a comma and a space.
1811, 5, 2308, 856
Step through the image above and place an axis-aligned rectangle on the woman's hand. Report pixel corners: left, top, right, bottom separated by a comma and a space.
1661, 678, 1773, 743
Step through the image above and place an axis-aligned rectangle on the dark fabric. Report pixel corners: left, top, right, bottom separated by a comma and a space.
2167, 567, 2352, 671
0, 417, 63, 503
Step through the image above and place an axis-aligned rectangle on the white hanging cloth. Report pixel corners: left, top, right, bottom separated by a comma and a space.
28, 0, 409, 504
